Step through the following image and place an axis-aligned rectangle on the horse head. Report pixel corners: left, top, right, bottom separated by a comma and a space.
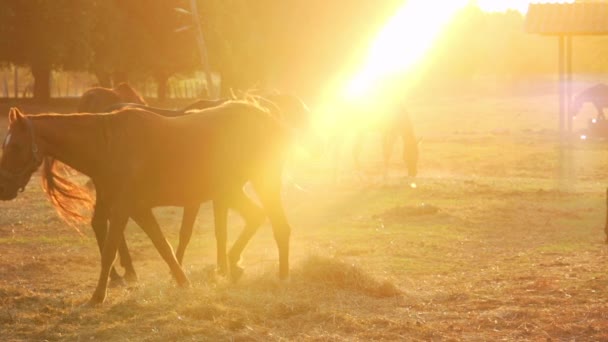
0, 108, 42, 200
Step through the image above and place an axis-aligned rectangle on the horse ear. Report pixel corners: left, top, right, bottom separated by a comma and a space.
8, 107, 24, 124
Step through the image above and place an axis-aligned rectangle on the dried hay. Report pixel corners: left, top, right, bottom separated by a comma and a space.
295, 255, 401, 298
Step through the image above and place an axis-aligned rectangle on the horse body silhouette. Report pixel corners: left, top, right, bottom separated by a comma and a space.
331, 101, 419, 180
572, 83, 608, 120
77, 83, 270, 282
0, 102, 295, 304
99, 93, 310, 275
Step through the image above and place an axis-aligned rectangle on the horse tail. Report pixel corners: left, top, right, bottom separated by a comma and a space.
41, 157, 93, 230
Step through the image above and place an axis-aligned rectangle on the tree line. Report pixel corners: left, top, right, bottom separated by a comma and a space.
2, 1, 608, 102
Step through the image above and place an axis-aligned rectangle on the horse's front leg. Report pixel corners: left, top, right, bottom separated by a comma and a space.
175, 204, 200, 266
252, 175, 291, 281
382, 132, 397, 182
131, 208, 190, 287
91, 193, 134, 287
226, 189, 266, 282
89, 207, 130, 305
213, 201, 229, 276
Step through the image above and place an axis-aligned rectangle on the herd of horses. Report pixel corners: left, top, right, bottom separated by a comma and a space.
0, 83, 420, 304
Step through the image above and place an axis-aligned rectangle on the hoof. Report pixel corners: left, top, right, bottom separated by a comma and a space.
229, 264, 244, 283
86, 295, 105, 307
109, 276, 127, 288
177, 277, 191, 288
123, 271, 138, 284
217, 266, 229, 277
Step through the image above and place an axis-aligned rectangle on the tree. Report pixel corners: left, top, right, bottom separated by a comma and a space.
89, 1, 199, 100
0, 1, 93, 102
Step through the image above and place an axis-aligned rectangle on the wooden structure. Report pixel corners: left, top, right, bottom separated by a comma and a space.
526, 2, 608, 137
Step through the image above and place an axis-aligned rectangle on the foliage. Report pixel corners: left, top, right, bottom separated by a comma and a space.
4, 1, 608, 99
0, 0, 93, 71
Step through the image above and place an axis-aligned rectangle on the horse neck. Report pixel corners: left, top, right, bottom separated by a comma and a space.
31, 114, 104, 175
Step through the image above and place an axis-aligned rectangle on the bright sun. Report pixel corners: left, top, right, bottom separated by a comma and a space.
343, 0, 468, 101
343, 0, 575, 101
317, 0, 574, 135
477, 0, 573, 14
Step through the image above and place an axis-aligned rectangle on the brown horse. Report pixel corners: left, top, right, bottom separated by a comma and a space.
0, 101, 296, 304
78, 83, 147, 113
107, 94, 311, 274
78, 84, 227, 284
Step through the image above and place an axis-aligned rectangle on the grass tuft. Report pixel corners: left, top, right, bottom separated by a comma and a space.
296, 255, 401, 298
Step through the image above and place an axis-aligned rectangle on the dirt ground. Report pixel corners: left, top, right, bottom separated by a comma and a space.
0, 94, 607, 341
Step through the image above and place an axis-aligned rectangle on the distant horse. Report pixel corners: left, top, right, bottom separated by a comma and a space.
0, 101, 299, 304
78, 83, 147, 113
332, 102, 419, 180
571, 83, 608, 120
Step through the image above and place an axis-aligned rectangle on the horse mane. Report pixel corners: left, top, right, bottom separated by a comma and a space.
113, 83, 147, 105
41, 157, 94, 228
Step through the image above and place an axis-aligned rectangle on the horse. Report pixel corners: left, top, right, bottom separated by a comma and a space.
77, 87, 229, 285
0, 101, 298, 304
571, 83, 608, 120
105, 94, 311, 274
330, 101, 419, 181
77, 83, 147, 113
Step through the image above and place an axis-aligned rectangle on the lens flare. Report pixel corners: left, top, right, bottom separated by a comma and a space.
477, 0, 573, 14
344, 0, 468, 100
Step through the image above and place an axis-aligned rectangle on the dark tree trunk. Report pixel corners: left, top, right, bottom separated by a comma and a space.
31, 64, 51, 103
155, 72, 169, 103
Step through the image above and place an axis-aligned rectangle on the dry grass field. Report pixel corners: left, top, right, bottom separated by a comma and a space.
1, 92, 607, 341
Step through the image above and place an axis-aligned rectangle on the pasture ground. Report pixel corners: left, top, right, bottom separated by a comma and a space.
0, 93, 607, 341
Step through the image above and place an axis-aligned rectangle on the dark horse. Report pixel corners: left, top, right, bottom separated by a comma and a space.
332, 101, 419, 180
571, 83, 608, 120
80, 89, 308, 280
78, 83, 147, 113
0, 101, 297, 304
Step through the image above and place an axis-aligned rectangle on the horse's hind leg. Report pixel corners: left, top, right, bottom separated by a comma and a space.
130, 208, 190, 287
91, 198, 131, 287
89, 208, 130, 305
382, 132, 397, 181
212, 201, 229, 276
252, 175, 291, 280
118, 235, 137, 283
175, 204, 200, 266
226, 190, 266, 282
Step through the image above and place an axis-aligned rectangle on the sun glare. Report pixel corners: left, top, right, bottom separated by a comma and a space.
477, 0, 573, 14
343, 0, 468, 101
316, 0, 577, 136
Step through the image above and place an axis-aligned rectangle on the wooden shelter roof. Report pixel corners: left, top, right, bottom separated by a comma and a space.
526, 2, 608, 36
